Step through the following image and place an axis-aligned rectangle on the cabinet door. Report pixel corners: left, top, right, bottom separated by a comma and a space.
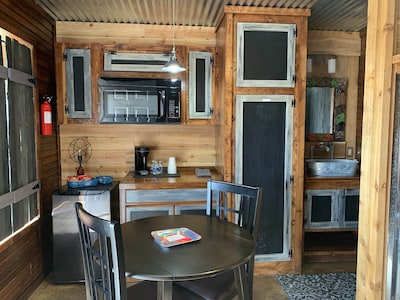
304, 189, 341, 229
65, 49, 92, 118
126, 205, 174, 222
342, 189, 359, 228
175, 204, 208, 215
188, 51, 213, 119
236, 23, 296, 87
236, 95, 293, 261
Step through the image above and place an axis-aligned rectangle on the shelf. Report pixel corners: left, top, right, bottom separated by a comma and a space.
303, 231, 358, 262
304, 176, 360, 189
304, 227, 357, 233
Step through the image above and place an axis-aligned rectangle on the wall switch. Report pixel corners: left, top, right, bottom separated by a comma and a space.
347, 147, 353, 157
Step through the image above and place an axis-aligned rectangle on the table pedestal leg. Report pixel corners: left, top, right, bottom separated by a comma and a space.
157, 281, 172, 300
234, 264, 250, 300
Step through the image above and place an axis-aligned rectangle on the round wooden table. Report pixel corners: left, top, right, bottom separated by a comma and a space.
121, 214, 254, 300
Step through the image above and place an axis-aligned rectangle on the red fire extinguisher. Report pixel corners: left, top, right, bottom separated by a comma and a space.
41, 96, 52, 136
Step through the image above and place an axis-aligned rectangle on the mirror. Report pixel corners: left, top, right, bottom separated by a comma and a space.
306, 87, 334, 134
306, 78, 348, 141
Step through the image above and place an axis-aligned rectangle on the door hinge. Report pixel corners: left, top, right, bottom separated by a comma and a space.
28, 78, 37, 86
289, 249, 293, 258
65, 105, 69, 114
293, 28, 297, 37
290, 175, 294, 183
210, 107, 214, 115
63, 51, 67, 61
292, 99, 296, 107
292, 75, 296, 84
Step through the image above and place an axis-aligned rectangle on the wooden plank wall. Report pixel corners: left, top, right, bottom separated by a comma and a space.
0, 0, 57, 299
59, 124, 217, 181
357, 0, 395, 298
307, 30, 361, 159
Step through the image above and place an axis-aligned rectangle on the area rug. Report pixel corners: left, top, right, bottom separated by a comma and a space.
276, 272, 356, 300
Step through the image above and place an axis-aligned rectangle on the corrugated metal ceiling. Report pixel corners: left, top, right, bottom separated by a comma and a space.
34, 0, 368, 32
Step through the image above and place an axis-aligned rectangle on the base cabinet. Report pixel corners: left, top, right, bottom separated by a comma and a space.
304, 189, 359, 230
121, 189, 208, 222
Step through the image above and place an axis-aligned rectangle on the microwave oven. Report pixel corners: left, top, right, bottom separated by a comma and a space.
98, 77, 181, 124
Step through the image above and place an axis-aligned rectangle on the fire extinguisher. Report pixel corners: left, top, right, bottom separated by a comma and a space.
41, 96, 52, 136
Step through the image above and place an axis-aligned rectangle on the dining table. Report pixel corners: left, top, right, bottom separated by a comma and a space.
121, 214, 255, 300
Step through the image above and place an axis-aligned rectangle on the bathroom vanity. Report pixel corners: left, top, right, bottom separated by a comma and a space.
303, 175, 360, 261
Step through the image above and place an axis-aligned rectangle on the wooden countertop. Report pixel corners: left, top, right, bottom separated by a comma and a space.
119, 167, 222, 190
304, 175, 360, 189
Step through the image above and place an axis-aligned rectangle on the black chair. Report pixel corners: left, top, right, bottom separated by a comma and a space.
175, 179, 263, 300
75, 202, 200, 300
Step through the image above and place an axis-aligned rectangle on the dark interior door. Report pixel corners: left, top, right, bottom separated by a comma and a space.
236, 95, 293, 259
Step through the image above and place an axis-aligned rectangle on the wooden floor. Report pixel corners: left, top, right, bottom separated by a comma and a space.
28, 261, 357, 300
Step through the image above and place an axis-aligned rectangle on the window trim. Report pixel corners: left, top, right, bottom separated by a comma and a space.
0, 28, 40, 243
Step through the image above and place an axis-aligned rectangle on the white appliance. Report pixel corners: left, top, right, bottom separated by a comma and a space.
52, 186, 115, 283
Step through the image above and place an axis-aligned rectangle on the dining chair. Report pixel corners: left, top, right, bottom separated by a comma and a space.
175, 179, 263, 300
75, 202, 200, 300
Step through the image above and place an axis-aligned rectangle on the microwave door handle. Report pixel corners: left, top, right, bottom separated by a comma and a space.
160, 90, 165, 118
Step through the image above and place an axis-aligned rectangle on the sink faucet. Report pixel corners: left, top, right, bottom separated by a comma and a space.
310, 142, 334, 159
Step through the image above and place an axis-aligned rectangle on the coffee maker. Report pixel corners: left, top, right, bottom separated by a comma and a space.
135, 146, 149, 173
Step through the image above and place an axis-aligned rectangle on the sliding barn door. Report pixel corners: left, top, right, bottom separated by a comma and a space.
236, 95, 293, 261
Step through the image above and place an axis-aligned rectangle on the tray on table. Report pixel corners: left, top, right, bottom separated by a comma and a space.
151, 227, 201, 247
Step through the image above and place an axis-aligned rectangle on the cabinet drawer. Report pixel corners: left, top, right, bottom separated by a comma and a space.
125, 189, 207, 203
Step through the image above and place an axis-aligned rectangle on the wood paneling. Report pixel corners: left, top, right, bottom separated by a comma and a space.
307, 31, 361, 159
357, 0, 395, 299
56, 21, 216, 47
307, 30, 361, 56
59, 124, 216, 183
0, 0, 57, 298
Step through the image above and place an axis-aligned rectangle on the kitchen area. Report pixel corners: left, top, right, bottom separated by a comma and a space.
53, 5, 363, 277
5, 0, 400, 298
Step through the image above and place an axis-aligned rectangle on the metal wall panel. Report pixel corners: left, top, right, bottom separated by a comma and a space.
34, 0, 367, 32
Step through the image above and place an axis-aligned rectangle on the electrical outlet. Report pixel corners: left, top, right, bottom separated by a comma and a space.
347, 147, 353, 157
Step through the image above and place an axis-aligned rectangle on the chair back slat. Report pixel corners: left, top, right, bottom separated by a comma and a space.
75, 202, 128, 300
205, 179, 263, 300
206, 180, 262, 239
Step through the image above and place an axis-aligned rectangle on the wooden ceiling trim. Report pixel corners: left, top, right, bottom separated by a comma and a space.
223, 6, 311, 17
55, 21, 216, 47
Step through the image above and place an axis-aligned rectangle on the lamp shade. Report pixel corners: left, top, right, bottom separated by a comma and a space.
307, 57, 312, 73
163, 56, 186, 73
328, 57, 336, 73
163, 49, 186, 73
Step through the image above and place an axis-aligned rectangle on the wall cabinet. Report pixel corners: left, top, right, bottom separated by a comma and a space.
236, 22, 296, 87
304, 188, 359, 230
188, 51, 213, 119
64, 49, 92, 118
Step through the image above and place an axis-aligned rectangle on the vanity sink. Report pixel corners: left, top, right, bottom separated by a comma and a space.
305, 159, 359, 177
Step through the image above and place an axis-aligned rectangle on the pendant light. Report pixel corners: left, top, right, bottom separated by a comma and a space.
163, 0, 186, 73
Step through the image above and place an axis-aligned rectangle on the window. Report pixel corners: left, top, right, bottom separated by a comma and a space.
0, 29, 39, 243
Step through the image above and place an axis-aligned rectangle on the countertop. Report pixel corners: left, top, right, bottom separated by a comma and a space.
56, 180, 120, 194
119, 167, 223, 190
304, 175, 360, 189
